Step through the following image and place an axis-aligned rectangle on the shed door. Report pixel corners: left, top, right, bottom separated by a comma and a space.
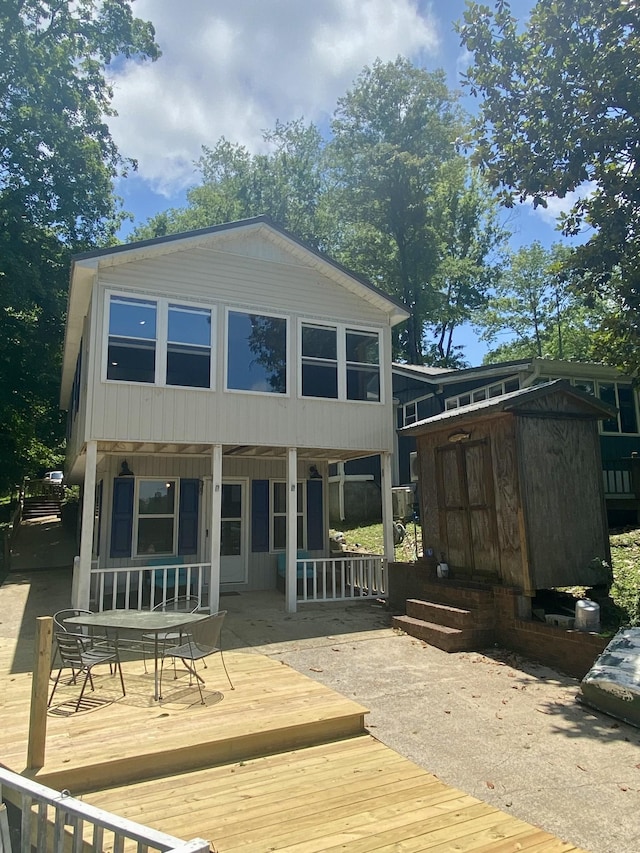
435, 439, 500, 577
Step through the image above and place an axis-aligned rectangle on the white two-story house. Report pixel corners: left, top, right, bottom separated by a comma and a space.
60, 216, 408, 613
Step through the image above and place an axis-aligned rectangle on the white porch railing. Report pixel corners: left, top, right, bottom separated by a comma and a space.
0, 766, 209, 853
90, 563, 209, 611
297, 555, 386, 603
603, 466, 633, 497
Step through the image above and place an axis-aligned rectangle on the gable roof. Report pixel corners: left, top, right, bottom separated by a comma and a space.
401, 379, 618, 437
61, 215, 410, 406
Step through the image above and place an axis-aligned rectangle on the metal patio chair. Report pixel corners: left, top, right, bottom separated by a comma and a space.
159, 610, 233, 704
48, 633, 125, 711
52, 608, 111, 672
142, 596, 202, 674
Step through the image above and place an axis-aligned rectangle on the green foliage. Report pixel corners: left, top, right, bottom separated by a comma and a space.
0, 1, 159, 491
134, 119, 328, 248
610, 528, 640, 627
137, 58, 509, 368
327, 58, 504, 365
475, 241, 605, 362
458, 0, 640, 374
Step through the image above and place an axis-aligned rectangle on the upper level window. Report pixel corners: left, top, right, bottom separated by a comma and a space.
105, 294, 213, 388
299, 321, 381, 403
167, 304, 211, 388
301, 324, 338, 398
347, 329, 380, 401
227, 310, 287, 394
107, 296, 156, 383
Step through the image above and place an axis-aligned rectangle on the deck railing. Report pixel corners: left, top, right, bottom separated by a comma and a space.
297, 555, 386, 603
0, 766, 209, 853
90, 563, 209, 611
602, 459, 637, 498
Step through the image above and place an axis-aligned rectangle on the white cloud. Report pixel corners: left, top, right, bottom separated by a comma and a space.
108, 0, 440, 197
530, 183, 598, 226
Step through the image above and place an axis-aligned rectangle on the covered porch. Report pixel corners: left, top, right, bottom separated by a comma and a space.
72, 439, 394, 614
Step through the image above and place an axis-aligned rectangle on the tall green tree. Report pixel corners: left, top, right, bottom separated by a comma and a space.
475, 242, 605, 363
426, 160, 507, 366
0, 1, 159, 491
458, 0, 640, 375
326, 58, 467, 365
134, 119, 327, 248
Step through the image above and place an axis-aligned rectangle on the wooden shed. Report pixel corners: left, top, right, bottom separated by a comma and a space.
402, 380, 615, 596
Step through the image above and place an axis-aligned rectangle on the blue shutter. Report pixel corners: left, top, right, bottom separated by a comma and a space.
178, 478, 200, 554
251, 479, 270, 552
306, 479, 324, 551
110, 478, 134, 558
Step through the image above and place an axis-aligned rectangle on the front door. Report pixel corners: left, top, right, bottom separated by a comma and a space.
220, 480, 247, 583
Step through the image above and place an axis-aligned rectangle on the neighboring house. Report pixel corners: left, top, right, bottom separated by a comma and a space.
60, 216, 409, 613
393, 357, 640, 526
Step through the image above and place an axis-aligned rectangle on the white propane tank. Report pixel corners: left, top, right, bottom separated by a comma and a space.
575, 599, 600, 632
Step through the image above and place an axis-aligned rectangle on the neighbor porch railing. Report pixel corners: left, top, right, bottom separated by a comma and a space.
0, 765, 209, 853
602, 459, 637, 498
90, 562, 209, 611
297, 555, 386, 603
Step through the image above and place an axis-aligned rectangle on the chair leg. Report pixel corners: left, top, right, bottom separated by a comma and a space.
48, 668, 64, 707
75, 670, 92, 712
219, 650, 234, 690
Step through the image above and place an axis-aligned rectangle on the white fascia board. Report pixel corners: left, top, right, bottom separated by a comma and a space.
60, 258, 97, 408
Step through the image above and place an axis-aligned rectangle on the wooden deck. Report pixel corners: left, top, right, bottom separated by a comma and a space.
1, 636, 587, 852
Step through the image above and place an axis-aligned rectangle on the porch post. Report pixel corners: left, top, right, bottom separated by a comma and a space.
209, 444, 223, 614
74, 440, 97, 610
381, 451, 395, 563
286, 446, 297, 613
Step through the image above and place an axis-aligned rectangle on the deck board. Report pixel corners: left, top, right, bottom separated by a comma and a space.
83, 740, 584, 853
1, 635, 587, 852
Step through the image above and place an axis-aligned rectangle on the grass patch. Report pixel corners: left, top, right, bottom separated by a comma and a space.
331, 521, 422, 563
333, 522, 640, 630
610, 528, 640, 627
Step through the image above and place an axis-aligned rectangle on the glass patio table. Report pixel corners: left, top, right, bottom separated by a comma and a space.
65, 609, 207, 701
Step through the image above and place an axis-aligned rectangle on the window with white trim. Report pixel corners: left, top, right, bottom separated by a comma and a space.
136, 479, 177, 556
530, 374, 638, 434
271, 480, 305, 551
107, 296, 157, 383
105, 293, 213, 388
167, 304, 211, 387
227, 309, 288, 394
444, 377, 521, 411
300, 321, 381, 402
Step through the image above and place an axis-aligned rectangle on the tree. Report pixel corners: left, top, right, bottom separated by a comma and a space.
0, 1, 159, 491
425, 160, 507, 366
326, 58, 465, 365
135, 59, 508, 367
475, 242, 605, 363
458, 0, 640, 374
134, 120, 328, 248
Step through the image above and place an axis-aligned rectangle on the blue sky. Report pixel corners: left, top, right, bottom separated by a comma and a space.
108, 0, 578, 365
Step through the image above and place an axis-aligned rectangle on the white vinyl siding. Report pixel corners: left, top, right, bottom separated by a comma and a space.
83, 235, 394, 455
